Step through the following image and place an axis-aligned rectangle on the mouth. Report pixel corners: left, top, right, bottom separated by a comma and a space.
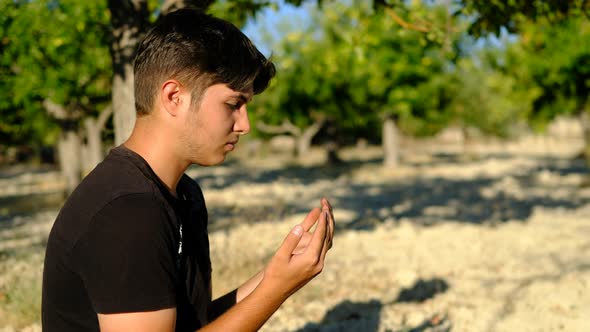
225, 139, 239, 151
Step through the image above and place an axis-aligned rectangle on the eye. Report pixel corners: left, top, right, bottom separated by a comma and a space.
225, 102, 242, 111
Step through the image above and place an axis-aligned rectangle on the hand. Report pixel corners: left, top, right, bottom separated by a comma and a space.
260, 198, 335, 299
293, 199, 335, 255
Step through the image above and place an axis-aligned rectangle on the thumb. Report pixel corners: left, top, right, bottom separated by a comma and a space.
277, 225, 304, 260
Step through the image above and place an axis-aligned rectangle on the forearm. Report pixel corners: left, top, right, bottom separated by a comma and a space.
209, 270, 263, 320
236, 270, 264, 303
203, 202, 334, 331
199, 281, 287, 332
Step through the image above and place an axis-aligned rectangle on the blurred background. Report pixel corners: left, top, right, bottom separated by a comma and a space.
1, 1, 589, 331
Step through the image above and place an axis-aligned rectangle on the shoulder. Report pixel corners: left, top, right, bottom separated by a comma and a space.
93, 192, 171, 227
75, 192, 179, 268
81, 147, 159, 197
65, 149, 160, 216
50, 151, 171, 251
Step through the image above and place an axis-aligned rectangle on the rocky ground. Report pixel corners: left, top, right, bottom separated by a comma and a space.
0, 131, 589, 332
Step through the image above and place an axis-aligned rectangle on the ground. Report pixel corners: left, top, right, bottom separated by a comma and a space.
0, 132, 589, 332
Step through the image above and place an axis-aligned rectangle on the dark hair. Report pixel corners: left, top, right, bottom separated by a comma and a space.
133, 8, 276, 115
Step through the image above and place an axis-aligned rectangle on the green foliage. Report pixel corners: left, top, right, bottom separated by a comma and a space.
0, 0, 112, 146
208, 0, 279, 26
445, 55, 540, 137
500, 17, 590, 130
3, 0, 588, 150
251, 0, 458, 138
459, 0, 590, 37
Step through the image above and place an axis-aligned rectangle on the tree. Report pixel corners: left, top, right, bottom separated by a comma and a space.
501, 17, 590, 161
380, 1, 590, 158
1, 0, 316, 191
251, 0, 456, 166
443, 53, 540, 154
0, 0, 112, 193
357, 1, 457, 166
457, 0, 590, 36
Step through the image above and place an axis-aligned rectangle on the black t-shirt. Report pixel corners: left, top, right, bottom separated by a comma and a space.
42, 146, 212, 331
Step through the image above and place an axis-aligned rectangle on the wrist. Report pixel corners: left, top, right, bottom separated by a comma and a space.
255, 275, 292, 306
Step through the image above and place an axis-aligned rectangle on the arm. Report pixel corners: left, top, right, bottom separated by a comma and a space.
98, 309, 176, 332
201, 202, 334, 331
208, 271, 262, 320
211, 197, 335, 316
98, 199, 335, 332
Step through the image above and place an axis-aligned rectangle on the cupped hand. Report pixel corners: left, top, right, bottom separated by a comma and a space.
261, 198, 335, 299
293, 199, 335, 255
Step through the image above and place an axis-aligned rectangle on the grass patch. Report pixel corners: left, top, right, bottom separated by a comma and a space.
0, 250, 43, 328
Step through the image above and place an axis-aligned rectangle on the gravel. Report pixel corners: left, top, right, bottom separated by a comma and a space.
1, 132, 589, 331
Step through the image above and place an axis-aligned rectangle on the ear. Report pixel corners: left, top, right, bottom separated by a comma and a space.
160, 80, 185, 117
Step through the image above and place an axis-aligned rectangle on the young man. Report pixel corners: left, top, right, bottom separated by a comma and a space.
42, 8, 335, 332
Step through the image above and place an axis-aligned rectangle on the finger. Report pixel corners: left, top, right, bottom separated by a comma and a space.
320, 204, 334, 248
301, 207, 321, 232
325, 208, 335, 249
321, 198, 333, 214
320, 212, 331, 261
276, 225, 304, 260
321, 198, 333, 221
306, 209, 328, 257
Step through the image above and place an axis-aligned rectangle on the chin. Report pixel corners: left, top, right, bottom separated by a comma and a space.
194, 154, 226, 167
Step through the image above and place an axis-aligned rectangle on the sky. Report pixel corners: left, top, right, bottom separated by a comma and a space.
242, 0, 314, 57
241, 0, 517, 59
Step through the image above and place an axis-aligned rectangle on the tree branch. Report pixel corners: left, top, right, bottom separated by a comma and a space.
257, 119, 302, 137
161, 0, 214, 15
43, 99, 69, 120
97, 105, 114, 131
303, 116, 326, 139
385, 7, 430, 33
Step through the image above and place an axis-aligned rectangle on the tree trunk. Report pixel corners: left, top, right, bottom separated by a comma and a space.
257, 117, 326, 161
296, 118, 326, 160
324, 120, 342, 165
383, 116, 399, 167
111, 68, 136, 145
43, 99, 84, 193
296, 133, 313, 158
108, 0, 149, 145
581, 112, 590, 166
82, 106, 113, 174
461, 126, 478, 160
58, 129, 82, 194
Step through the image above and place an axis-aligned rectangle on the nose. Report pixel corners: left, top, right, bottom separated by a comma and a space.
234, 104, 250, 135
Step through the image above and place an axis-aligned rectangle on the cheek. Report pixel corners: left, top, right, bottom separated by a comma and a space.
215, 113, 235, 133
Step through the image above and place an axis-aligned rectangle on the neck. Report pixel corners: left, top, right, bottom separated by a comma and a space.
123, 117, 189, 196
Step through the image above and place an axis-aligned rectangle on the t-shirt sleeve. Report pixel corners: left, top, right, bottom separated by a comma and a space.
73, 193, 179, 314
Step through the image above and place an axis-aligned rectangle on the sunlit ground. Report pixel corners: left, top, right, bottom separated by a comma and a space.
1, 127, 589, 332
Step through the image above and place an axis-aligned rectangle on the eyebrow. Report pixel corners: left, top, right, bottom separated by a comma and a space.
232, 93, 252, 103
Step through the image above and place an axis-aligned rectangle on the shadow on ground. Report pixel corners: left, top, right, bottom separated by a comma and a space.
199, 155, 589, 231
0, 153, 587, 232
295, 278, 451, 332
395, 278, 449, 303
0, 192, 64, 223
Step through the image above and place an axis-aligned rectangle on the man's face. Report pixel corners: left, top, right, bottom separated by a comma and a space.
179, 83, 252, 166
